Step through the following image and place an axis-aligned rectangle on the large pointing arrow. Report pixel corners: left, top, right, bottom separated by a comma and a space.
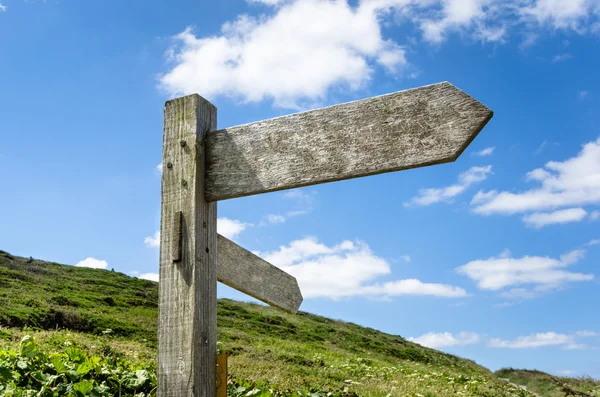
205, 82, 493, 202
217, 234, 302, 313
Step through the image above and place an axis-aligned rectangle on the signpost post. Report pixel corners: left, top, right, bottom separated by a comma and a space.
158, 81, 493, 397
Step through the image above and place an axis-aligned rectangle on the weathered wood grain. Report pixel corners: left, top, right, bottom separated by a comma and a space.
217, 234, 303, 313
205, 82, 493, 201
216, 352, 230, 397
158, 94, 217, 397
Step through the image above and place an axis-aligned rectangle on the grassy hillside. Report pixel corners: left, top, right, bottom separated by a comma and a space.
0, 250, 158, 346
495, 369, 600, 397
0, 249, 578, 396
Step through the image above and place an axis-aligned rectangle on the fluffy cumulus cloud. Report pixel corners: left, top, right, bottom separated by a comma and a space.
160, 0, 408, 108
472, 137, 600, 227
160, 0, 600, 108
257, 237, 467, 299
144, 231, 161, 248
409, 332, 481, 349
410, 329, 599, 349
489, 330, 598, 349
456, 247, 593, 299
75, 257, 108, 270
405, 166, 492, 206
217, 218, 251, 240
138, 273, 159, 282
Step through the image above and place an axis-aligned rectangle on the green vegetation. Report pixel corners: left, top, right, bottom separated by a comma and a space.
495, 369, 600, 397
0, 250, 157, 347
0, 333, 156, 396
0, 249, 594, 396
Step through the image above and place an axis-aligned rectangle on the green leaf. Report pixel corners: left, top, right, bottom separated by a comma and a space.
67, 369, 81, 381
76, 361, 94, 376
0, 365, 12, 381
122, 369, 150, 389
66, 347, 87, 363
50, 356, 68, 374
31, 370, 49, 384
73, 380, 94, 395
19, 335, 38, 358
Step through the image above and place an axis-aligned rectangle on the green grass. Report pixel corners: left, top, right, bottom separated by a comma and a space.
495, 369, 600, 397
0, 249, 583, 396
0, 250, 158, 347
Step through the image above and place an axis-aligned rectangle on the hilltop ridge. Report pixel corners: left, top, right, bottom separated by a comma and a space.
1, 249, 596, 396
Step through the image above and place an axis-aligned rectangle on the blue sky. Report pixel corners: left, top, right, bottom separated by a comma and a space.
1, 0, 600, 378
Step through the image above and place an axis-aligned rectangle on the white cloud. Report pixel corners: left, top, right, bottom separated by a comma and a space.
420, 0, 506, 44
139, 273, 159, 282
456, 247, 593, 295
406, 165, 492, 206
284, 189, 316, 216
489, 331, 595, 349
409, 331, 481, 349
156, 163, 163, 174
552, 53, 573, 62
472, 137, 600, 225
0, 3, 6, 12
247, 0, 285, 5
522, 208, 588, 228
362, 279, 468, 298
558, 369, 576, 376
159, 1, 600, 108
474, 146, 495, 156
520, 0, 595, 30
264, 214, 286, 224
590, 211, 600, 221
401, 255, 412, 263
258, 237, 467, 299
144, 231, 161, 248
587, 238, 600, 246
218, 218, 251, 240
499, 287, 539, 299
160, 0, 408, 108
261, 236, 353, 267
75, 257, 108, 270
579, 90, 589, 100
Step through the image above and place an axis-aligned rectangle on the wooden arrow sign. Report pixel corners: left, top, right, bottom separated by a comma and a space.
158, 83, 494, 397
217, 234, 302, 313
205, 82, 492, 201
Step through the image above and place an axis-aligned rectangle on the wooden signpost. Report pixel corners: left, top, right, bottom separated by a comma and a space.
158, 81, 493, 396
